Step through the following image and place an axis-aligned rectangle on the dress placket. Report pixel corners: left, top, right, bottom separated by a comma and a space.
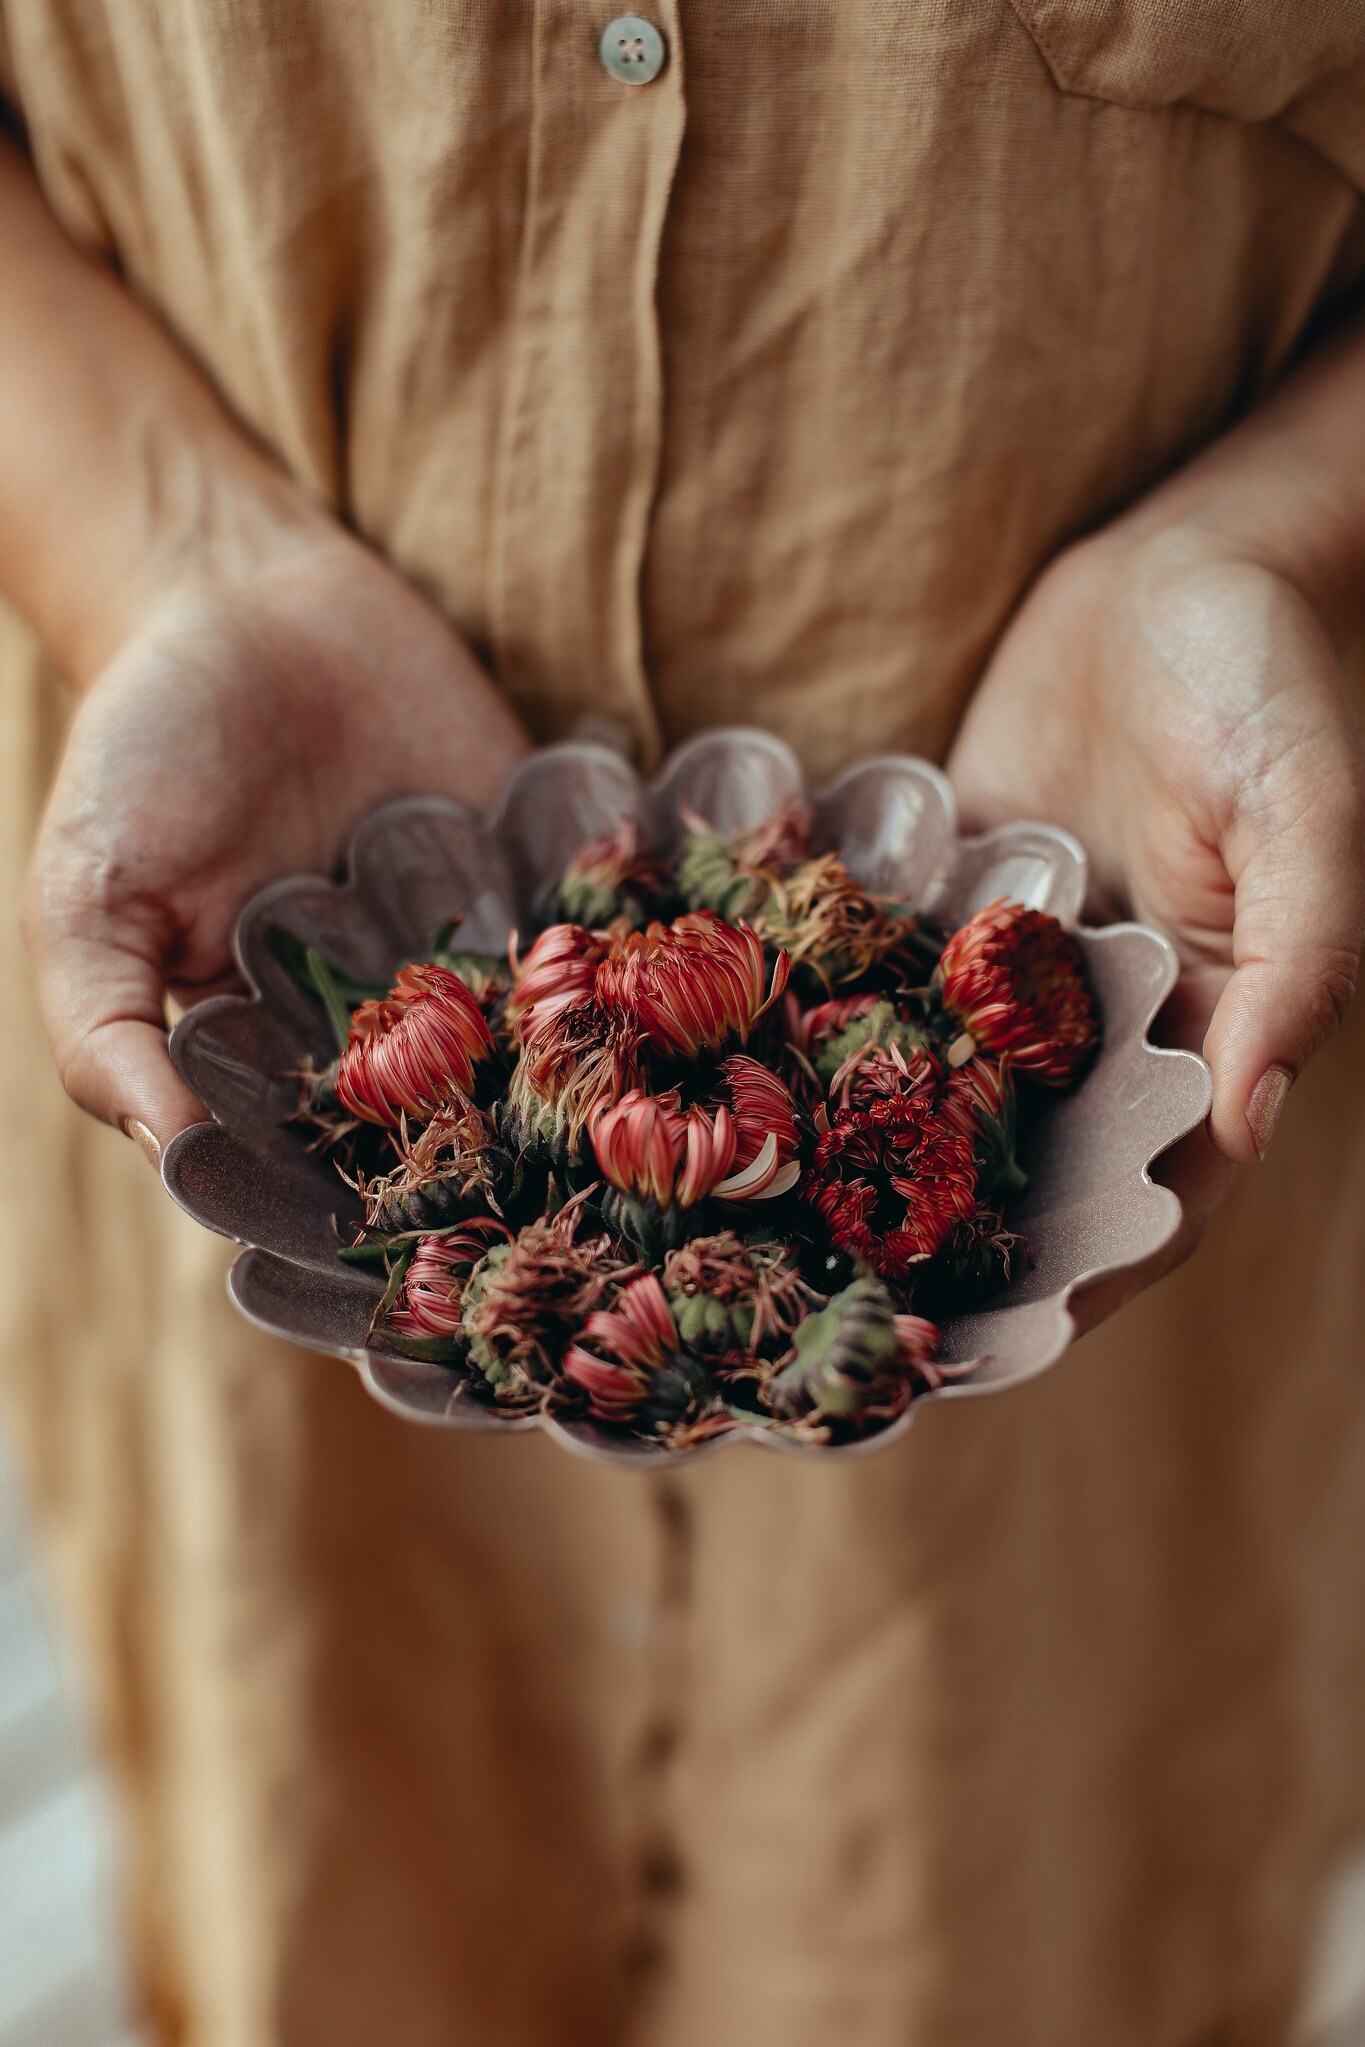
488, 0, 685, 762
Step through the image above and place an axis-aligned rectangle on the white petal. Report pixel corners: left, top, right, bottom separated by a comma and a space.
714, 1131, 779, 1200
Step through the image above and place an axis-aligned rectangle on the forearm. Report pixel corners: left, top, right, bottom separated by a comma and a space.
0, 137, 323, 688
1123, 315, 1365, 649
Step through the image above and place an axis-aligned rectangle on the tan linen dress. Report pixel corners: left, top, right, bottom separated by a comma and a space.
3, 6, 1365, 2043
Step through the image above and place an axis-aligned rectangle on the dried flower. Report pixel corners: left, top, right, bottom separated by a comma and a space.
590, 1064, 799, 1232
938, 1055, 1027, 1202
596, 912, 790, 1061
505, 1000, 641, 1158
336, 964, 496, 1127
937, 900, 1098, 1085
663, 1231, 812, 1358
358, 1103, 502, 1234
385, 1219, 509, 1354
808, 1092, 978, 1283
550, 820, 670, 930
507, 924, 611, 1038
461, 1201, 635, 1400
707, 1053, 802, 1197
767, 1278, 939, 1423
676, 803, 814, 922
563, 1274, 710, 1430
752, 851, 927, 992
916, 1205, 1032, 1312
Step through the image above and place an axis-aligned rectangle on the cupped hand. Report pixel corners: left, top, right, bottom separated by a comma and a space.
22, 531, 530, 1154
948, 521, 1365, 1166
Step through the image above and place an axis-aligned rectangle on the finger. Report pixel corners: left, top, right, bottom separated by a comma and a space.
22, 872, 207, 1158
1203, 737, 1365, 1164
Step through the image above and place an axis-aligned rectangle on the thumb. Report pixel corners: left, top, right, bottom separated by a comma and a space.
1203, 734, 1365, 1164
22, 867, 207, 1163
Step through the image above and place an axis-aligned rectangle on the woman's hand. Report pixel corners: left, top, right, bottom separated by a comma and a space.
0, 137, 528, 1159
23, 532, 529, 1154
949, 516, 1365, 1165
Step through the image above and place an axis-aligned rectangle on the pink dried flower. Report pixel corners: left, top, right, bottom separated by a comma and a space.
386, 1219, 509, 1346
336, 963, 496, 1127
596, 911, 790, 1060
563, 1275, 709, 1429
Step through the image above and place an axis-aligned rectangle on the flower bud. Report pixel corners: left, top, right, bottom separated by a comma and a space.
336, 963, 496, 1127
808, 1094, 978, 1284
767, 1278, 935, 1423
936, 900, 1098, 1086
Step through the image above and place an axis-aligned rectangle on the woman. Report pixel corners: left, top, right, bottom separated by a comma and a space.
2, 6, 1364, 2043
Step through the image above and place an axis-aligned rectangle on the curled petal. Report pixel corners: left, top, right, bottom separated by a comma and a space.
337, 964, 495, 1127
937, 900, 1098, 1086
508, 924, 611, 1037
808, 1095, 978, 1282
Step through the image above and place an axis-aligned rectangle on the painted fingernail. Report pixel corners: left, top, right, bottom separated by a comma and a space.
1245, 1065, 1292, 1161
123, 1118, 162, 1169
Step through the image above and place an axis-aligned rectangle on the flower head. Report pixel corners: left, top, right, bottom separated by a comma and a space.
550, 819, 670, 930
937, 900, 1098, 1085
563, 1274, 710, 1429
938, 1054, 1027, 1201
663, 1231, 812, 1358
808, 1091, 978, 1283
590, 1060, 800, 1223
766, 1277, 938, 1423
675, 802, 815, 921
706, 1052, 803, 1198
505, 999, 641, 1157
359, 1102, 501, 1234
335, 963, 496, 1127
596, 911, 789, 1060
384, 1219, 509, 1353
461, 1201, 635, 1399
752, 851, 928, 992
507, 923, 611, 1038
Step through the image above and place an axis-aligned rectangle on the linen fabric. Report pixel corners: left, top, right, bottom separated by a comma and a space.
2, 5, 1365, 2043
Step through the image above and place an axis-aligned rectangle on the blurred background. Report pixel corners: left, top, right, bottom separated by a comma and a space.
0, 1436, 137, 2047
3, 1399, 1365, 2045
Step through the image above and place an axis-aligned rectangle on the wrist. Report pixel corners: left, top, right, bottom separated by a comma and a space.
1115, 322, 1365, 653
69, 418, 335, 690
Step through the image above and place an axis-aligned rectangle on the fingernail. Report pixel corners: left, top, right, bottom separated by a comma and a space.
123, 1118, 162, 1169
1245, 1065, 1292, 1160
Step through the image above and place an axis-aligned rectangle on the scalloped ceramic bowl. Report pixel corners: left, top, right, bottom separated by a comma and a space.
162, 728, 1211, 1464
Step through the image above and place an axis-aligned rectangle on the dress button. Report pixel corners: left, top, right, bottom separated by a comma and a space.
599, 16, 667, 85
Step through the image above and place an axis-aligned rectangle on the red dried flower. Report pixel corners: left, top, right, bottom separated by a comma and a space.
507, 924, 610, 1038
386, 1219, 509, 1345
707, 1052, 802, 1198
553, 820, 670, 929
784, 992, 881, 1061
591, 1063, 799, 1212
461, 1200, 636, 1396
563, 1274, 707, 1428
809, 1092, 978, 1282
937, 900, 1098, 1085
336, 963, 496, 1127
596, 911, 790, 1060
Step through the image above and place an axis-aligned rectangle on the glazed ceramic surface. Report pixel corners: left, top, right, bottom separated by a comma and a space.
162, 729, 1212, 1464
